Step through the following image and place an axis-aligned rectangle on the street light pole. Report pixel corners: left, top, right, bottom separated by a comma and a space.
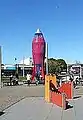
14, 58, 18, 74
80, 65, 81, 78
45, 43, 48, 74
23, 56, 25, 77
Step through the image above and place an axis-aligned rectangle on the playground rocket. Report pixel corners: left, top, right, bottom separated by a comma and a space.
32, 29, 45, 80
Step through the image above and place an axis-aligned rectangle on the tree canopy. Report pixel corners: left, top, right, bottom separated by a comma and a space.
48, 58, 67, 74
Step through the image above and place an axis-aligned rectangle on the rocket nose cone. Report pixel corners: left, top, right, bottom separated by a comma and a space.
35, 28, 42, 34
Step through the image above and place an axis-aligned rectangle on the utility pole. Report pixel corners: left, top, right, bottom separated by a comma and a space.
80, 65, 81, 78
0, 46, 2, 88
45, 43, 48, 74
23, 56, 25, 77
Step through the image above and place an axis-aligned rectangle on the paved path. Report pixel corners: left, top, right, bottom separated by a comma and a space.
0, 96, 83, 120
0, 85, 44, 111
0, 85, 83, 120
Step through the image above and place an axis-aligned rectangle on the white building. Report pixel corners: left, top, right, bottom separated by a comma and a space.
19, 57, 33, 66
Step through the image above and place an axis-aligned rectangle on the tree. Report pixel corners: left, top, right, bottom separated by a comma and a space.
48, 58, 57, 74
48, 58, 67, 74
57, 59, 67, 72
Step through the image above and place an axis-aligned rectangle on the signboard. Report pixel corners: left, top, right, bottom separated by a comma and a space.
68, 65, 80, 75
6, 67, 16, 70
21, 67, 32, 70
4, 65, 16, 70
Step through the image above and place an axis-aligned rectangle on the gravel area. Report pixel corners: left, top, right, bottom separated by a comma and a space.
0, 85, 44, 111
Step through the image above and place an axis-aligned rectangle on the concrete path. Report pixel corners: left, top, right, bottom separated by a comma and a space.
0, 96, 83, 120
0, 85, 83, 120
0, 85, 44, 111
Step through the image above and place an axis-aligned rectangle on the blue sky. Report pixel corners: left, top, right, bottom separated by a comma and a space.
0, 0, 83, 64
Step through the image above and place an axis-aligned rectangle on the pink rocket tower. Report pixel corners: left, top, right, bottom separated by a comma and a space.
32, 29, 45, 80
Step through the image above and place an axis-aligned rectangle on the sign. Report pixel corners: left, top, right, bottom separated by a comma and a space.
21, 67, 32, 70
69, 66, 80, 75
6, 67, 16, 70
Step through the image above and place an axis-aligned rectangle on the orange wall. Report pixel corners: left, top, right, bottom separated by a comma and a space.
59, 82, 73, 99
50, 91, 66, 109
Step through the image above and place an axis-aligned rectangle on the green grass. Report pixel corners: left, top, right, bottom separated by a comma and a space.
1, 76, 27, 82
1, 77, 10, 82
19, 76, 27, 81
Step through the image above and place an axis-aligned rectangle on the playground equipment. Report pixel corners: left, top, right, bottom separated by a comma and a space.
58, 81, 73, 99
45, 74, 57, 102
32, 29, 45, 81
45, 74, 73, 110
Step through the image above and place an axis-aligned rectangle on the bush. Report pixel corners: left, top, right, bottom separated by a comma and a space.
19, 76, 27, 81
